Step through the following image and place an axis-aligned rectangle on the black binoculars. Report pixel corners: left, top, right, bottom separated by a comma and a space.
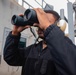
11, 9, 39, 26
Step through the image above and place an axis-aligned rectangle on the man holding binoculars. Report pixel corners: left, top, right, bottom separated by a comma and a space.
4, 8, 76, 75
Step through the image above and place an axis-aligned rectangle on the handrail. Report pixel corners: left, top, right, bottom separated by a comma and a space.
22, 0, 34, 8
35, 0, 43, 8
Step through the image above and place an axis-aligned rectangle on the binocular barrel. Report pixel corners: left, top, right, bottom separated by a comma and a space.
11, 15, 26, 26
24, 9, 39, 23
11, 9, 39, 26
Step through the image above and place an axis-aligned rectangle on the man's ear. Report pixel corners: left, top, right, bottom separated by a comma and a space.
57, 19, 67, 32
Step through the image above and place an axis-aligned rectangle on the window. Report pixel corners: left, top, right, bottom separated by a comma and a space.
18, 37, 26, 48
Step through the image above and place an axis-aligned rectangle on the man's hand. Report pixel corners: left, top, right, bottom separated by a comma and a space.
12, 14, 31, 36
33, 8, 53, 30
12, 25, 30, 35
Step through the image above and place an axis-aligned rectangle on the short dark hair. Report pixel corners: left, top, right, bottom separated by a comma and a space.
44, 10, 60, 21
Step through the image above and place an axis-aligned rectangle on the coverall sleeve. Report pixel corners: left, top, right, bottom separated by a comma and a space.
44, 25, 76, 75
3, 32, 32, 66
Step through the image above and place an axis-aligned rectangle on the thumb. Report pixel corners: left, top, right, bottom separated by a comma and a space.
24, 25, 31, 29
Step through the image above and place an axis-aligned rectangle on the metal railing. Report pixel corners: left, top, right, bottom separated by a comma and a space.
17, 0, 47, 9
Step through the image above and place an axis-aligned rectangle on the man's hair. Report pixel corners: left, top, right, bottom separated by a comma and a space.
44, 10, 60, 21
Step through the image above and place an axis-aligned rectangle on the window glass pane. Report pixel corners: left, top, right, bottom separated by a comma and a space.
19, 37, 26, 48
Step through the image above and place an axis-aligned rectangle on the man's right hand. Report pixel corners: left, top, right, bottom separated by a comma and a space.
12, 14, 30, 36
12, 25, 30, 36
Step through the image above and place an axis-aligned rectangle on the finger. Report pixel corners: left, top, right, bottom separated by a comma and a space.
24, 25, 31, 29
33, 23, 39, 27
13, 25, 18, 29
34, 8, 46, 16
33, 8, 43, 21
37, 8, 45, 14
33, 8, 41, 16
19, 14, 24, 17
34, 8, 47, 20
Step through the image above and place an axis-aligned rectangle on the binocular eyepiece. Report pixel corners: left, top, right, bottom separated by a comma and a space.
11, 9, 39, 26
